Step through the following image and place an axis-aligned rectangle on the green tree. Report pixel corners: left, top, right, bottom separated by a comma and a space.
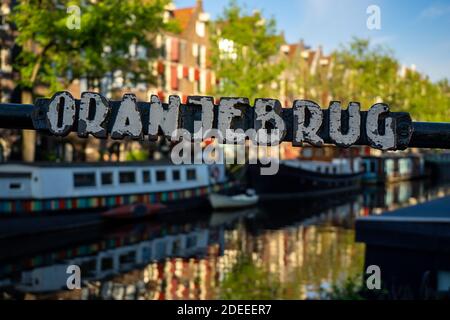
283, 44, 329, 106
396, 70, 450, 122
329, 37, 450, 121
330, 38, 399, 109
10, 0, 176, 161
210, 1, 285, 102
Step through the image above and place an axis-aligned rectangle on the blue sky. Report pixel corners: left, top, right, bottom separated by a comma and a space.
175, 0, 450, 82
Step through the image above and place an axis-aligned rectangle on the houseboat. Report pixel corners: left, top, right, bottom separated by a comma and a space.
424, 152, 450, 182
247, 146, 363, 199
0, 161, 233, 215
361, 153, 425, 184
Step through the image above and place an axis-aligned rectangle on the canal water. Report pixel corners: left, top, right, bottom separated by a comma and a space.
0, 180, 449, 300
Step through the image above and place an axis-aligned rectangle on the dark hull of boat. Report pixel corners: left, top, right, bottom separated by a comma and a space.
0, 196, 211, 240
247, 163, 362, 199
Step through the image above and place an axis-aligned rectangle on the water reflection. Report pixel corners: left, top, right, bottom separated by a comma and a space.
0, 180, 449, 300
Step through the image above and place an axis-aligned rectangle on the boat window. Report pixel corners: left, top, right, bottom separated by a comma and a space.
155, 241, 166, 258
0, 172, 31, 178
156, 170, 166, 182
141, 247, 152, 262
119, 171, 136, 184
186, 235, 197, 248
119, 251, 136, 265
142, 170, 151, 183
187, 168, 197, 181
100, 257, 113, 271
101, 172, 113, 185
9, 183, 22, 190
172, 170, 181, 181
332, 167, 337, 174
172, 239, 182, 255
370, 161, 376, 172
79, 260, 96, 277
74, 172, 96, 187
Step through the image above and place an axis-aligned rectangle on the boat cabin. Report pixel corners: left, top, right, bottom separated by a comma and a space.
0, 161, 226, 200
362, 154, 425, 184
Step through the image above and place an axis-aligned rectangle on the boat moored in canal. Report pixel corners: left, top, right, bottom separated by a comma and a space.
0, 161, 234, 215
208, 189, 258, 210
247, 146, 363, 200
361, 153, 426, 184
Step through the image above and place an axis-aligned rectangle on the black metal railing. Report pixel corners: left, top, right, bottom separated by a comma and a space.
1, 96, 449, 150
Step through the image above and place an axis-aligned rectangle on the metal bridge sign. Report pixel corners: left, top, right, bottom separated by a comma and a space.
34, 91, 413, 151
0, 90, 449, 150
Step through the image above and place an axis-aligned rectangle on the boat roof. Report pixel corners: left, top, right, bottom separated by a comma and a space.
362, 154, 422, 159
0, 160, 197, 168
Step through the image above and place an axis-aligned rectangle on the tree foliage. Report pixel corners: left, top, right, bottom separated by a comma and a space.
210, 1, 285, 102
329, 38, 450, 121
11, 0, 177, 94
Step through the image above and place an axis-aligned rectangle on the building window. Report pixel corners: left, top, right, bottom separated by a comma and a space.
196, 21, 205, 37
156, 170, 166, 182
143, 170, 151, 183
196, 46, 202, 66
74, 172, 96, 187
302, 147, 313, 158
101, 172, 113, 185
200, 45, 206, 67
170, 38, 180, 62
187, 169, 196, 181
160, 43, 166, 59
172, 170, 180, 181
119, 171, 136, 184
171, 65, 178, 90
9, 183, 22, 190
192, 43, 198, 58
